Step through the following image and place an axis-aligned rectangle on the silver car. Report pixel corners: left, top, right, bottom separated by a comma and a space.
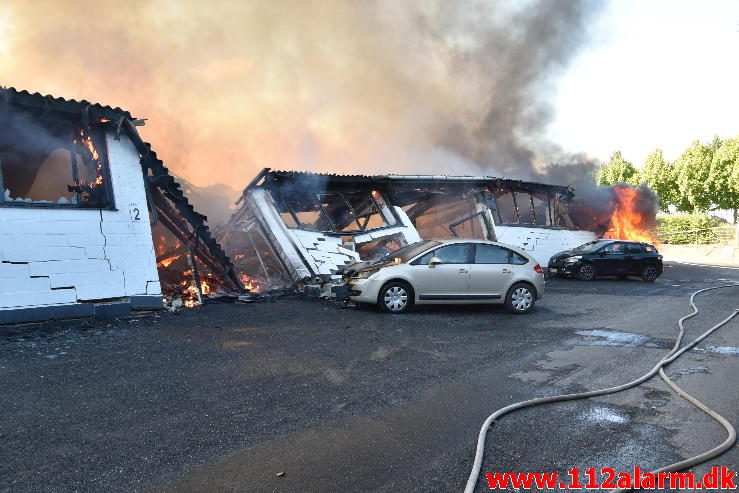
346, 239, 545, 314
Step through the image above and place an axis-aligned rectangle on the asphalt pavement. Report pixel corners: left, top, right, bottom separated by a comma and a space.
0, 262, 737, 492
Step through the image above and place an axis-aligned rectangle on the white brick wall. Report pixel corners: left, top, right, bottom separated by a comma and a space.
0, 130, 161, 311
493, 225, 597, 266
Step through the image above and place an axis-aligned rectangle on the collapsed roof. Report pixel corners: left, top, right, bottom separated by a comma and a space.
220, 168, 596, 291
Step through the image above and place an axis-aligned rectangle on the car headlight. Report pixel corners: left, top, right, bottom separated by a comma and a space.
565, 255, 582, 263
355, 269, 380, 279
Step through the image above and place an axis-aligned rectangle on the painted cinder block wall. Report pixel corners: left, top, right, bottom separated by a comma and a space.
0, 130, 161, 316
493, 225, 597, 266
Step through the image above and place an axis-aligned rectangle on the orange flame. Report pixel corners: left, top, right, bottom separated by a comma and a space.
239, 273, 259, 292
604, 186, 657, 244
74, 129, 104, 192
158, 253, 183, 268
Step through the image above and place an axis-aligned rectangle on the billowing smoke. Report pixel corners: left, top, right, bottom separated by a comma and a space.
4, 0, 659, 235
0, 0, 603, 188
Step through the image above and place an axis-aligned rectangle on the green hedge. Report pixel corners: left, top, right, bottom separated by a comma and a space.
655, 214, 723, 244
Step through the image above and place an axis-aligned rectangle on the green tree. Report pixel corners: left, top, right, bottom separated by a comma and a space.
709, 137, 739, 223
639, 148, 677, 211
597, 151, 639, 186
674, 140, 716, 212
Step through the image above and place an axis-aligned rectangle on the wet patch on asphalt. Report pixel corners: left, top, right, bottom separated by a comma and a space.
694, 345, 739, 356
571, 329, 669, 349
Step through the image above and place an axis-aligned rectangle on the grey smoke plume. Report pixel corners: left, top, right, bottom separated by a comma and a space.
1, 0, 603, 186
432, 0, 601, 178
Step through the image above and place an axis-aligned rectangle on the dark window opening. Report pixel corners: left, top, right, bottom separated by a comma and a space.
319, 193, 360, 231
493, 190, 518, 223
345, 192, 387, 230
531, 192, 551, 226
0, 113, 111, 208
492, 188, 567, 227
517, 192, 536, 224
403, 196, 486, 239
273, 190, 331, 232
272, 189, 388, 233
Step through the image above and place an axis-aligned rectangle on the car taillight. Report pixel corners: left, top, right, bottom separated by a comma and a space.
533, 264, 543, 274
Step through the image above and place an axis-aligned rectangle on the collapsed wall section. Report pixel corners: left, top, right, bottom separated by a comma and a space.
221, 170, 599, 284
221, 184, 423, 286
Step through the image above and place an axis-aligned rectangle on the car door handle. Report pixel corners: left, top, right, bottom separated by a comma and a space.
458, 268, 468, 273
501, 268, 512, 274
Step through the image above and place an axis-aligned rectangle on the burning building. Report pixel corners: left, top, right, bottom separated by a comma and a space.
0, 88, 241, 324
220, 169, 599, 290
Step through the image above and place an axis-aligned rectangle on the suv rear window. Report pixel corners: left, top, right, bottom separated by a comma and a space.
626, 244, 643, 254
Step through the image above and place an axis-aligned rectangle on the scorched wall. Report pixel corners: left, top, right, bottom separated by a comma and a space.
0, 130, 161, 323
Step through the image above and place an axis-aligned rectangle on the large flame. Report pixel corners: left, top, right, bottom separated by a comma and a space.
604, 185, 657, 244
239, 273, 259, 292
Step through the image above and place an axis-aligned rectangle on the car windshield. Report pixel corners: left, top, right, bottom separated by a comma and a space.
572, 241, 610, 253
379, 240, 441, 264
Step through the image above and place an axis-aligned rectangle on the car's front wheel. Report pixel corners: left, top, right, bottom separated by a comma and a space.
379, 281, 413, 313
576, 263, 596, 281
641, 264, 659, 282
505, 283, 536, 314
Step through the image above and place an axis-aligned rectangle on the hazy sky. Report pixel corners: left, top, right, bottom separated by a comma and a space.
0, 0, 737, 186
548, 0, 739, 165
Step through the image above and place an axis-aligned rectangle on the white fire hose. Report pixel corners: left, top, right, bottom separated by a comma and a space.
465, 284, 739, 493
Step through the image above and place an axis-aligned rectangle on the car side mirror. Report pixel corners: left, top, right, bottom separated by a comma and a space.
600, 251, 607, 257
429, 257, 442, 267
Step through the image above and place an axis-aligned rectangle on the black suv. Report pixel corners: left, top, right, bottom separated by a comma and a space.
548, 239, 663, 282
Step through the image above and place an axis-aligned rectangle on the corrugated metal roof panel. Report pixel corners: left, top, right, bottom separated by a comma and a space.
264, 169, 569, 190
1, 87, 134, 120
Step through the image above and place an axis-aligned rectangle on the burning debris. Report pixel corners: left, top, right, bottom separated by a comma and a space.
139, 154, 245, 308
603, 184, 659, 244
565, 182, 659, 244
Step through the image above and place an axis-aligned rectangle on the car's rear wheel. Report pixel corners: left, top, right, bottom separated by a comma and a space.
379, 281, 413, 313
641, 265, 659, 282
505, 283, 536, 314
576, 263, 596, 281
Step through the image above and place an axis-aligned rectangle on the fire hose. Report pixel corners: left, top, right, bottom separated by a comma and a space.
464, 284, 739, 493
